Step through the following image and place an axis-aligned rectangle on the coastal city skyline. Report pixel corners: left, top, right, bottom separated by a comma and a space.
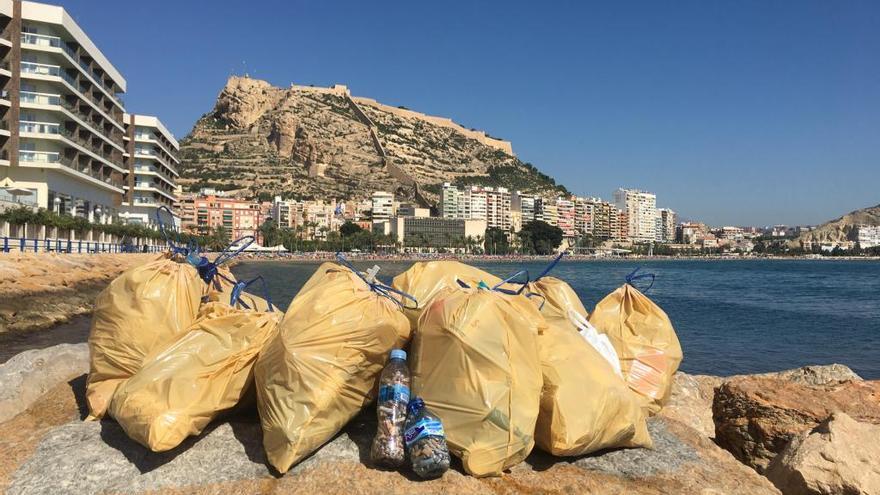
43, 0, 880, 227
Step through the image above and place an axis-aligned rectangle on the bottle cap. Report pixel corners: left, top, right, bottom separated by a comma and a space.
390, 349, 407, 361
407, 397, 425, 415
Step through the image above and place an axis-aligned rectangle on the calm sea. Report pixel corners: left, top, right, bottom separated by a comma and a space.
232, 259, 880, 379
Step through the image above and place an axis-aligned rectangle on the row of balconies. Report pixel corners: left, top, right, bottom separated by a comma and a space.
18, 119, 123, 169
20, 32, 123, 109
133, 164, 176, 188
132, 145, 178, 176
20, 90, 123, 150
128, 179, 176, 201
132, 132, 179, 163
18, 149, 122, 189
20, 61, 123, 130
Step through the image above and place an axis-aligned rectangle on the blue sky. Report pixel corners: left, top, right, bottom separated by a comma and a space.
60, 0, 878, 226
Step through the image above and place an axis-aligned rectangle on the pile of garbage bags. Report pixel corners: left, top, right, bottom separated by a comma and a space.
87, 233, 682, 478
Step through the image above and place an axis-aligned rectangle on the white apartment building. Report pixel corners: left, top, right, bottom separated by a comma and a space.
857, 225, 880, 249
574, 197, 595, 236
484, 186, 510, 230
0, 0, 127, 222
464, 186, 487, 221
537, 199, 558, 226
120, 114, 178, 227
440, 183, 510, 230
0, 1, 176, 229
511, 191, 536, 225
614, 188, 657, 243
440, 182, 463, 219
371, 191, 393, 221
272, 196, 303, 229
657, 208, 677, 243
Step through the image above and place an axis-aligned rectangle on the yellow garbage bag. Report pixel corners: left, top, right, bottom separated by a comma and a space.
589, 275, 683, 415
412, 286, 543, 477
109, 299, 280, 451
86, 252, 203, 419
525, 276, 652, 456
255, 261, 411, 473
392, 260, 502, 330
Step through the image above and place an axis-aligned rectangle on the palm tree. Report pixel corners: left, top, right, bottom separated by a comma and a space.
473, 235, 485, 255
207, 226, 229, 251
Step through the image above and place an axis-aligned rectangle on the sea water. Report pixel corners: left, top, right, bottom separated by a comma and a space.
231, 258, 880, 379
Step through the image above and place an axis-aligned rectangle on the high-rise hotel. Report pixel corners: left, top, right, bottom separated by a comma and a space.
0, 0, 176, 227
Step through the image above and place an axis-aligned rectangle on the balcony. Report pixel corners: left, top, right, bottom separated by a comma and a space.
132, 197, 160, 206
21, 32, 123, 109
20, 120, 60, 135
19, 150, 62, 164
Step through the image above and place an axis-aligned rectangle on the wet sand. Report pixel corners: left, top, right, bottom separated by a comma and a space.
0, 315, 91, 364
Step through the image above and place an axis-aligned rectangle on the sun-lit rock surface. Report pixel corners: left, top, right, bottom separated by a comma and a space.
765, 412, 880, 495
713, 374, 880, 472
0, 253, 154, 333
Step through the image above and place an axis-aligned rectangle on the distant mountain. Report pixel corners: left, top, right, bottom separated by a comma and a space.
795, 204, 880, 246
178, 76, 568, 204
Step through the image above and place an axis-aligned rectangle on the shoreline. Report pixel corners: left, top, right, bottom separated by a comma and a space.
233, 252, 880, 263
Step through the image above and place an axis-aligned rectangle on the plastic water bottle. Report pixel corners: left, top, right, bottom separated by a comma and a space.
370, 349, 411, 467
404, 397, 450, 479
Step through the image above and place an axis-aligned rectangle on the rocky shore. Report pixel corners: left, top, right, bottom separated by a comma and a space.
1, 344, 876, 494
0, 253, 155, 334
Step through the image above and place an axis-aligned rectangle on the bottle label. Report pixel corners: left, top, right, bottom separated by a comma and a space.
405, 418, 445, 446
378, 384, 410, 404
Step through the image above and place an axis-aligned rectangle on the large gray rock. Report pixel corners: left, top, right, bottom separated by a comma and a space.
7, 420, 270, 495
6, 412, 780, 495
0, 343, 88, 423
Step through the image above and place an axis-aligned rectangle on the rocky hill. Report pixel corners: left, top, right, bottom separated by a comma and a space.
795, 203, 880, 246
179, 76, 567, 204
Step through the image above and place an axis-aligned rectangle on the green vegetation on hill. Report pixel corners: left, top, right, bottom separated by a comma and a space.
453, 162, 570, 196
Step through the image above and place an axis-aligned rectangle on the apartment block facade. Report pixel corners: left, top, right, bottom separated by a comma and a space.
511, 191, 536, 224
190, 195, 263, 241
371, 190, 393, 221
657, 208, 676, 243
856, 225, 880, 249
574, 197, 595, 236
614, 188, 657, 243
121, 113, 178, 227
555, 197, 575, 238
0, 0, 176, 228
440, 183, 510, 230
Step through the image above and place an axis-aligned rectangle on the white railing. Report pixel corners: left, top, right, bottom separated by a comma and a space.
19, 150, 61, 163
20, 90, 62, 105
21, 32, 61, 48
20, 120, 60, 135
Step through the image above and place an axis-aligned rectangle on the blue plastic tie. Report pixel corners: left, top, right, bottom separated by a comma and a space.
491, 270, 530, 296
335, 253, 418, 310
227, 274, 275, 312
534, 252, 565, 281
195, 236, 255, 284
625, 267, 655, 293
156, 206, 191, 257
